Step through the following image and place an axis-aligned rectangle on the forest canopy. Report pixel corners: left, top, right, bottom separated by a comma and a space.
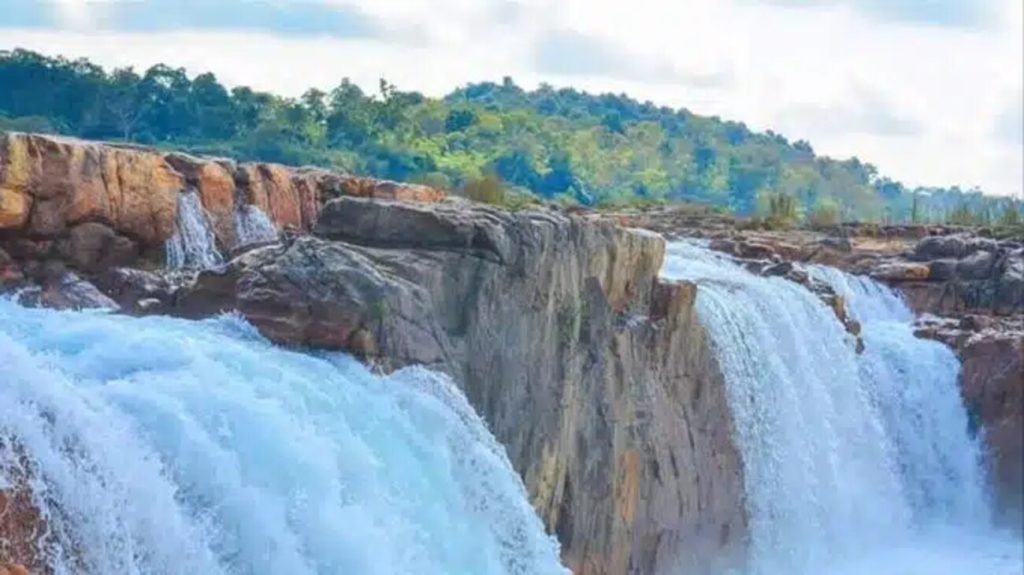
0, 48, 1018, 224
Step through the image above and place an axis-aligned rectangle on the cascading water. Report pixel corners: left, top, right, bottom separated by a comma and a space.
234, 204, 279, 248
166, 190, 224, 269
661, 241, 1022, 575
808, 265, 990, 525
0, 299, 567, 575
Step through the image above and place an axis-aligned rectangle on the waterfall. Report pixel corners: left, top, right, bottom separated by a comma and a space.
807, 264, 990, 525
0, 300, 567, 575
166, 190, 224, 269
234, 204, 278, 248
662, 241, 1022, 575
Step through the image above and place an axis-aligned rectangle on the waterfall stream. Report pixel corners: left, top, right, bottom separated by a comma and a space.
0, 300, 567, 575
661, 241, 1022, 575
234, 204, 279, 248
165, 191, 224, 270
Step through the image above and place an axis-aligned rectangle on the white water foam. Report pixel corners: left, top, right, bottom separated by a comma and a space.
0, 300, 567, 575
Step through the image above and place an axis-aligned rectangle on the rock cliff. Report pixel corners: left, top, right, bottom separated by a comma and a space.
166, 198, 747, 574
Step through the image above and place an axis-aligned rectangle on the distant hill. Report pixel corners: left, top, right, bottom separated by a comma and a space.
1, 48, 1018, 224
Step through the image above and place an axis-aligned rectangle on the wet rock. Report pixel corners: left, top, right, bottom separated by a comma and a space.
0, 247, 22, 288
17, 272, 119, 311
94, 267, 196, 313
0, 440, 48, 574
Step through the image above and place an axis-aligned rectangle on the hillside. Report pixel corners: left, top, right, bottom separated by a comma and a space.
0, 48, 1018, 224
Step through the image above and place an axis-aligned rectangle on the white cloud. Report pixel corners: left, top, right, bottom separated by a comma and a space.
1, 0, 1021, 196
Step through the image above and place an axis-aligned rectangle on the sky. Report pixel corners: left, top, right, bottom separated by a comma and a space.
1, 0, 1021, 197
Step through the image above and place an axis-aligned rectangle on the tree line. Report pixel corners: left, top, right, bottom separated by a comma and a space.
1, 48, 1019, 226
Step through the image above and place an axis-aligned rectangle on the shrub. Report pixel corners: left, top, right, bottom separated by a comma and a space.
461, 173, 506, 205
808, 198, 841, 227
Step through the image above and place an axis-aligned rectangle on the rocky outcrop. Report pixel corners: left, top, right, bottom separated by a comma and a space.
895, 235, 1023, 317
166, 197, 747, 574
0, 132, 444, 286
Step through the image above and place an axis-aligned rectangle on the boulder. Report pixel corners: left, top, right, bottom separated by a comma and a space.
17, 272, 119, 311
95, 267, 196, 314
956, 250, 995, 280
914, 234, 967, 260
57, 222, 138, 273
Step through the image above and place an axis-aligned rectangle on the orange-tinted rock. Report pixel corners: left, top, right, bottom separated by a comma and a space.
338, 175, 445, 203
0, 133, 182, 244
0, 133, 448, 277
0, 189, 29, 229
166, 154, 239, 248
870, 262, 930, 281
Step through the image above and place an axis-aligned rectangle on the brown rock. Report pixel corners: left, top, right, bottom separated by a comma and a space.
238, 164, 304, 230
870, 262, 930, 281
0, 440, 47, 574
0, 133, 182, 245
58, 222, 138, 273
958, 332, 1024, 526
0, 187, 30, 229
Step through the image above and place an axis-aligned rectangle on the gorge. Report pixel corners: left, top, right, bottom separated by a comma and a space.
0, 132, 1021, 574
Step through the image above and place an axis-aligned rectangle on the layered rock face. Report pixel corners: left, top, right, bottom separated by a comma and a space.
0, 132, 443, 286
167, 198, 747, 574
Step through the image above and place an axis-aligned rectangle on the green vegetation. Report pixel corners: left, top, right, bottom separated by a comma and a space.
1, 48, 1019, 224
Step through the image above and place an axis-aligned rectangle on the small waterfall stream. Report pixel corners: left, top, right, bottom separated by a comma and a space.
165, 190, 223, 269
234, 204, 278, 248
662, 241, 1022, 575
0, 301, 567, 575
